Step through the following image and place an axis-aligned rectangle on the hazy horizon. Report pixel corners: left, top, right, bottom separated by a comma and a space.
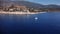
0, 0, 60, 5
26, 0, 60, 5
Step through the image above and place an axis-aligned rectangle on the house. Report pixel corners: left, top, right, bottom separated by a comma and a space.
2, 5, 28, 12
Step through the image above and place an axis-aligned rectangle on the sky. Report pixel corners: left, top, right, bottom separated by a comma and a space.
1, 0, 60, 5
26, 0, 60, 5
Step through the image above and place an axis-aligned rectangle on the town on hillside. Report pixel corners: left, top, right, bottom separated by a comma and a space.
0, 4, 60, 12
0, 5, 41, 13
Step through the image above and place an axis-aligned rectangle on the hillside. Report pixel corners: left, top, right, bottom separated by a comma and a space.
0, 0, 60, 11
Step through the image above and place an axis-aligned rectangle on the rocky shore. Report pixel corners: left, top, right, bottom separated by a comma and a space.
0, 11, 46, 14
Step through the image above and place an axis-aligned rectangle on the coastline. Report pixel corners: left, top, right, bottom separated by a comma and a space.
0, 11, 46, 14
0, 11, 38, 14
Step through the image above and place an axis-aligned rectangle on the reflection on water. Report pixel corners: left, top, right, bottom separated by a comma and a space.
0, 12, 60, 34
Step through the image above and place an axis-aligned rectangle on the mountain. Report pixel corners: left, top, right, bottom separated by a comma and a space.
0, 1, 45, 9
45, 4, 60, 8
0, 1, 60, 9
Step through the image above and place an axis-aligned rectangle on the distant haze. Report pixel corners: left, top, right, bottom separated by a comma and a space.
26, 0, 60, 5
0, 0, 24, 1
0, 0, 60, 5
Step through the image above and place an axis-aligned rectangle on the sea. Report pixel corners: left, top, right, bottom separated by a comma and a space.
0, 12, 60, 34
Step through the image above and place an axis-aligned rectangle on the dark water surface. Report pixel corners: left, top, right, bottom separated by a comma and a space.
0, 12, 60, 34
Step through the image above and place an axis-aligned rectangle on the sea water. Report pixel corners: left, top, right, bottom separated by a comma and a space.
0, 12, 60, 34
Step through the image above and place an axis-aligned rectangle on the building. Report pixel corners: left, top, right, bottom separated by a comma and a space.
2, 5, 28, 12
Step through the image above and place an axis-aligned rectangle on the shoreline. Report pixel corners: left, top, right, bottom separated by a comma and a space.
0, 11, 46, 14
